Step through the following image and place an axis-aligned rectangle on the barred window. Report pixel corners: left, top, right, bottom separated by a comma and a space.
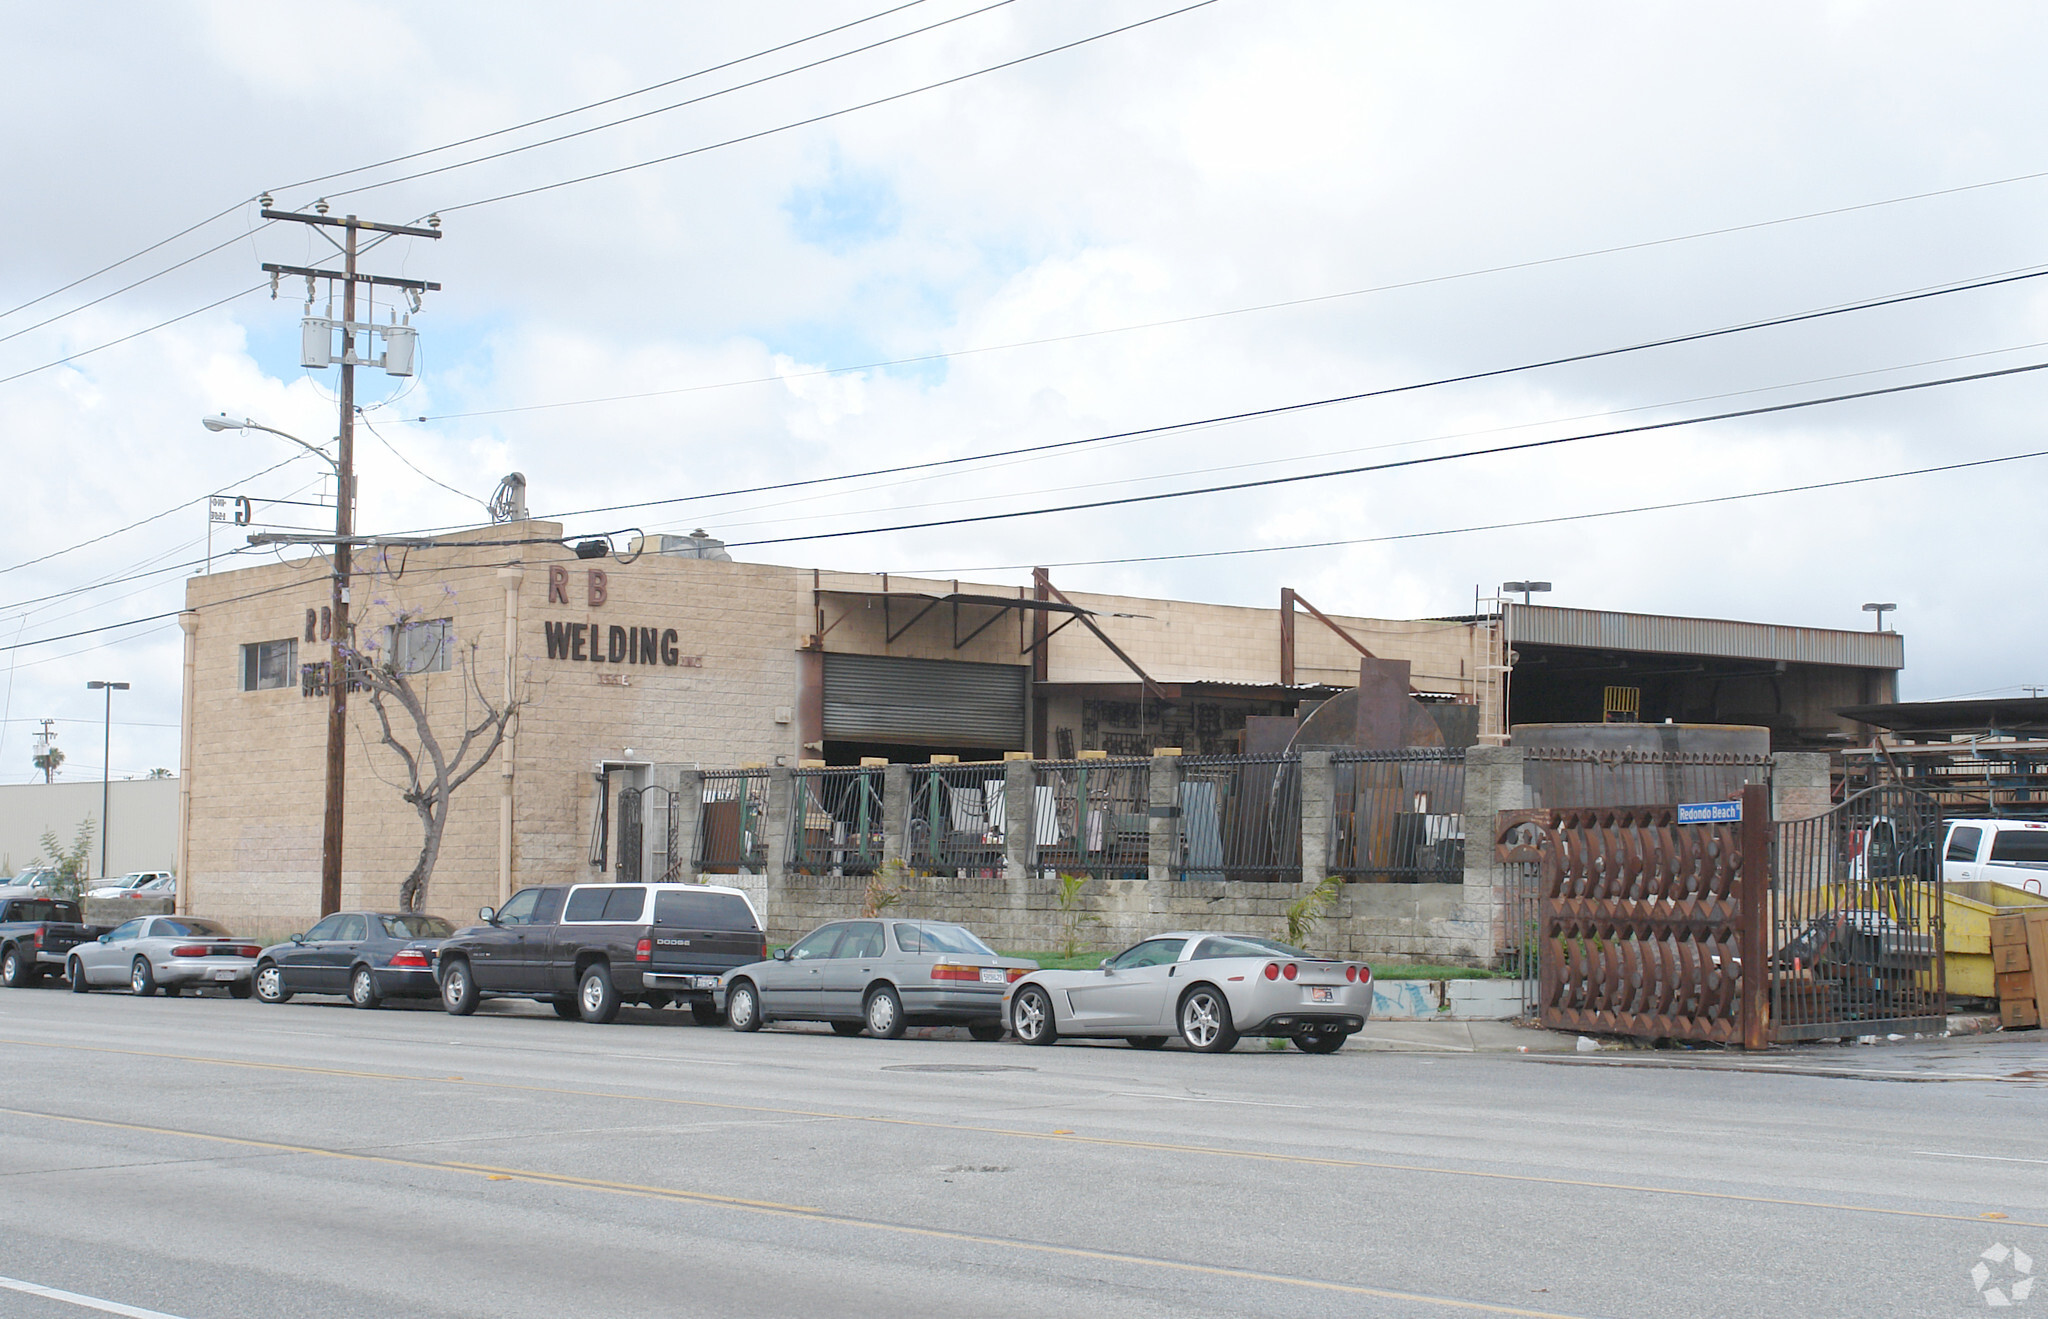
240, 638, 297, 691
380, 618, 453, 674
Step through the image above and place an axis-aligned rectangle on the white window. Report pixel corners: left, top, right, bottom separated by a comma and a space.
240, 638, 297, 691
380, 618, 453, 674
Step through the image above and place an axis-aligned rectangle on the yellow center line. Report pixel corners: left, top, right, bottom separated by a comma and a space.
0, 1104, 1594, 1319
3, 1036, 2041, 1232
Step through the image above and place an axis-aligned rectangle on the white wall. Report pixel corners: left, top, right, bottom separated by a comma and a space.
0, 779, 180, 880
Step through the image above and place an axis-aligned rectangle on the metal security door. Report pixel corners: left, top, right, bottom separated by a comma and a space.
822, 653, 1026, 748
616, 788, 643, 884
1499, 784, 1770, 1048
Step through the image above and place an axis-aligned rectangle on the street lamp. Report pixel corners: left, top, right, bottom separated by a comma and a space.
1862, 602, 1897, 633
202, 413, 352, 917
85, 681, 129, 882
1502, 580, 1552, 606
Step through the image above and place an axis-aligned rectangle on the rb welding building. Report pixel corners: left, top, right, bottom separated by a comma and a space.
174, 522, 1900, 931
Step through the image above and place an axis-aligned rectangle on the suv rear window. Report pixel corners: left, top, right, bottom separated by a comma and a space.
1989, 831, 2048, 864
654, 888, 758, 931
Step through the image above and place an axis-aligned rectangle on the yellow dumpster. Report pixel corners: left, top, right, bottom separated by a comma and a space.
1948, 881, 2048, 999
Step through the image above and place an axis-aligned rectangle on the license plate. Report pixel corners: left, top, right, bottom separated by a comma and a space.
979, 968, 1006, 984
1309, 986, 1335, 1003
213, 969, 239, 982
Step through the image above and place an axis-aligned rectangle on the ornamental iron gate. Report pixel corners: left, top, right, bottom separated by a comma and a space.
616, 786, 644, 884
1770, 785, 1946, 1039
1497, 784, 1770, 1048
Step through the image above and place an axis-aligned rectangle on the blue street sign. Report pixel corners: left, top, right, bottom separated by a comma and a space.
1676, 801, 1743, 825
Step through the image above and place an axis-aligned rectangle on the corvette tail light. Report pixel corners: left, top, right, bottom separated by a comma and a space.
930, 963, 979, 982
1282, 963, 1298, 981
635, 937, 652, 963
1263, 962, 1280, 980
388, 948, 430, 969
1345, 965, 1358, 982
1359, 964, 1373, 983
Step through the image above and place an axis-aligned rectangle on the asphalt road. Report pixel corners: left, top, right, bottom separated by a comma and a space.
0, 987, 2043, 1319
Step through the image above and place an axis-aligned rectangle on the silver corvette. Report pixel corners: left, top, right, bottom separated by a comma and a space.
1004, 932, 1373, 1053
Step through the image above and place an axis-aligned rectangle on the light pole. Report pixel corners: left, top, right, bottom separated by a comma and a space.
85, 681, 129, 881
1502, 580, 1552, 607
202, 414, 350, 917
1862, 602, 1896, 633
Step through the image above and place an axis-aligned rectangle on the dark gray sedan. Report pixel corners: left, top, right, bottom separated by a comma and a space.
252, 911, 454, 1009
720, 919, 1035, 1040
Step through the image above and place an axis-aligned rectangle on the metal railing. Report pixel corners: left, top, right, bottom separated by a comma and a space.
788, 767, 887, 876
1033, 758, 1150, 881
1523, 746, 1772, 809
1329, 748, 1466, 883
697, 770, 771, 873
906, 763, 1008, 876
1178, 754, 1300, 881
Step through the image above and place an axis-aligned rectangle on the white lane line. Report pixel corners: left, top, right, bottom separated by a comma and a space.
0, 1276, 189, 1318
1108, 1091, 1310, 1109
1913, 1150, 2048, 1166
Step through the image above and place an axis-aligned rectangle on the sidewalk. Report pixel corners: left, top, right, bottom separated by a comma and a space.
1347, 1014, 2020, 1056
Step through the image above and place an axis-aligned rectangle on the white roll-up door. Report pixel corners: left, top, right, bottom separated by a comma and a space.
823, 653, 1027, 747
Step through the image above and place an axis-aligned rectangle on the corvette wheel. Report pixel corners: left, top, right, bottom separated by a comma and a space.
1011, 986, 1057, 1046
1178, 986, 1238, 1053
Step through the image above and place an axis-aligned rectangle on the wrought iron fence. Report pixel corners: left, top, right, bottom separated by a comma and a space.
1523, 747, 1772, 809
1178, 754, 1301, 881
1329, 748, 1466, 883
697, 770, 771, 873
616, 786, 645, 883
906, 763, 1009, 876
1033, 758, 1150, 881
789, 767, 888, 876
1770, 785, 1946, 1040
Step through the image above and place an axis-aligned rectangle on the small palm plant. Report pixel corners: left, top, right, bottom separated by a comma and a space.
1055, 872, 1101, 959
1285, 875, 1344, 950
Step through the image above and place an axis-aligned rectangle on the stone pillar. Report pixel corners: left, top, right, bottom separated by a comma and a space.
1461, 744, 1529, 966
1003, 757, 1036, 880
1771, 752, 1831, 823
763, 767, 794, 876
1299, 750, 1333, 887
1147, 753, 1182, 885
882, 764, 910, 863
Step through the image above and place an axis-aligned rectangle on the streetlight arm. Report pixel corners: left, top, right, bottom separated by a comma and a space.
200, 416, 340, 473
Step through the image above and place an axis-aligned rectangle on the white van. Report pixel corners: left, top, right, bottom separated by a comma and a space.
1941, 819, 2048, 894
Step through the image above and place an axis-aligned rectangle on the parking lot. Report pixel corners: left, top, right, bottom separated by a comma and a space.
2, 990, 2045, 1318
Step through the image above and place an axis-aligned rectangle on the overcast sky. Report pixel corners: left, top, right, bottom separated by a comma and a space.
4, 0, 2046, 785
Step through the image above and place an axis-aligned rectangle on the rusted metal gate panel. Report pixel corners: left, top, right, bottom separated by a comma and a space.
1498, 784, 1770, 1047
1771, 785, 1945, 1040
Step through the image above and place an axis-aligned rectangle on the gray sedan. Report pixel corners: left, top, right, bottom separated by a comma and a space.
66, 915, 260, 996
721, 919, 1035, 1040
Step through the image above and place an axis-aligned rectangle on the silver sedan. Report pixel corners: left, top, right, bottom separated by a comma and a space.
1004, 932, 1374, 1053
721, 919, 1036, 1040
67, 914, 261, 997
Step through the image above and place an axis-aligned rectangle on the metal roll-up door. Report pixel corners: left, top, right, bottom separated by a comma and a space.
823, 653, 1026, 747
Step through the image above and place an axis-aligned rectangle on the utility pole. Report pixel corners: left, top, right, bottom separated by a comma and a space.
33, 719, 57, 783
257, 200, 441, 916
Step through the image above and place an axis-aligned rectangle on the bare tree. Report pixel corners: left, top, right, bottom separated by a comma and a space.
349, 609, 520, 913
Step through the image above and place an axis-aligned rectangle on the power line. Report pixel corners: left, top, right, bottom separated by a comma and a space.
461, 262, 2048, 529
0, 199, 252, 324
320, 0, 1020, 204
275, 0, 937, 195
434, 1, 1223, 215
720, 357, 2048, 547
355, 411, 489, 511
0, 452, 306, 580
0, 283, 266, 390
911, 448, 2048, 575
0, 575, 321, 655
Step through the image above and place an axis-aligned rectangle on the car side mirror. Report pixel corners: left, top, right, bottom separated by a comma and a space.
97, 933, 111, 944
1099, 958, 1114, 972
773, 948, 790, 961
479, 906, 496, 924
290, 933, 305, 944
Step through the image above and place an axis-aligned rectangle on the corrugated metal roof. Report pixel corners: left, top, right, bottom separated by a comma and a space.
1508, 604, 1903, 669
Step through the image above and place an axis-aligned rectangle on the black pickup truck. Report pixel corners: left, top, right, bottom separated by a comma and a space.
0, 897, 107, 987
431, 882, 766, 1024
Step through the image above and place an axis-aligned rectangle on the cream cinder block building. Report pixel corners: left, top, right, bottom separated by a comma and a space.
177, 521, 1898, 931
